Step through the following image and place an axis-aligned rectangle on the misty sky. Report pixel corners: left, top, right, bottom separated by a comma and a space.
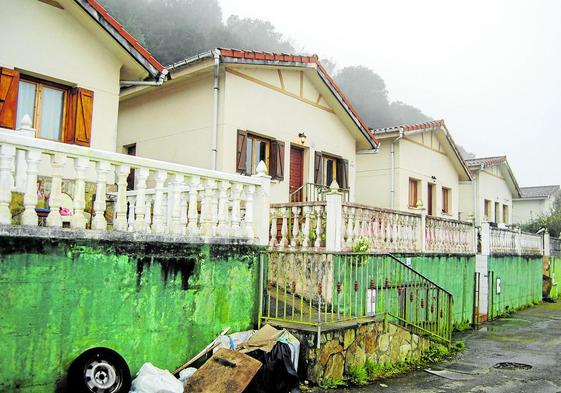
219, 0, 561, 186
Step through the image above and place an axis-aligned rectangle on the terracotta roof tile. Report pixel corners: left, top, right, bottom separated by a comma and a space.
82, 0, 165, 74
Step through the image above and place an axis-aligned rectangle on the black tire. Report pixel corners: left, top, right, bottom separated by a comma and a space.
67, 347, 131, 393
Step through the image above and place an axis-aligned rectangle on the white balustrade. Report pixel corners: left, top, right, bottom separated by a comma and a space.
490, 226, 543, 256
425, 216, 476, 254
0, 128, 270, 244
269, 202, 327, 250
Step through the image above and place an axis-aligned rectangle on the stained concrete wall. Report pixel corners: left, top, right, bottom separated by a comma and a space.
0, 232, 261, 392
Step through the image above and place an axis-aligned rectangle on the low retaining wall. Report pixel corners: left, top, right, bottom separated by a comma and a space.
487, 256, 542, 317
292, 321, 431, 385
0, 228, 262, 392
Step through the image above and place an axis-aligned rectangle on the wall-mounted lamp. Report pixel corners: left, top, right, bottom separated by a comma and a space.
298, 132, 307, 145
431, 176, 437, 181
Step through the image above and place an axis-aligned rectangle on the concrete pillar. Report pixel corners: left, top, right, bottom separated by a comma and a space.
476, 222, 490, 323
252, 161, 272, 246
326, 181, 343, 252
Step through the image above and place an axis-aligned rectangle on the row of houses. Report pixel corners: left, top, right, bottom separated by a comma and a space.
0, 1, 559, 391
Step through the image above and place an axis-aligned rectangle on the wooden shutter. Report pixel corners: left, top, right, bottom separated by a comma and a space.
269, 140, 285, 181
236, 130, 248, 173
337, 159, 349, 189
0, 68, 20, 129
314, 152, 323, 184
65, 87, 93, 146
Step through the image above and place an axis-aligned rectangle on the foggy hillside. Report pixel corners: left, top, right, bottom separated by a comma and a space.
99, 0, 432, 129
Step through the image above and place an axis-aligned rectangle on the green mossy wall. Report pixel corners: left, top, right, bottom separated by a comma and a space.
550, 256, 561, 299
402, 255, 476, 327
487, 256, 542, 317
0, 236, 261, 392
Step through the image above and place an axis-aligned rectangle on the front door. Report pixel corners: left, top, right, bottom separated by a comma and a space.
290, 146, 304, 201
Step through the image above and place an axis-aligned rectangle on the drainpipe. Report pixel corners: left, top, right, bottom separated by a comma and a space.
473, 171, 479, 225
390, 127, 404, 209
120, 70, 168, 87
210, 49, 220, 170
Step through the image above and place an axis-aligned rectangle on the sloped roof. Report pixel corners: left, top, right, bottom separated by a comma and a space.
519, 185, 560, 199
465, 156, 507, 169
167, 48, 379, 149
371, 119, 472, 181
467, 155, 521, 197
74, 0, 165, 78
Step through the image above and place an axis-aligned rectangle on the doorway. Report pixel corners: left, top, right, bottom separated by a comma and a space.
289, 146, 304, 201
427, 183, 435, 216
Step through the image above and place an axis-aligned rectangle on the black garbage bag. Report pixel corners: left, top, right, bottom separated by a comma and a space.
244, 341, 300, 393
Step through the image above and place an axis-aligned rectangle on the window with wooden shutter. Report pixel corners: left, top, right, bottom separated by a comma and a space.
337, 159, 349, 189
442, 187, 451, 214
0, 68, 20, 129
270, 140, 285, 180
314, 152, 323, 184
64, 87, 93, 146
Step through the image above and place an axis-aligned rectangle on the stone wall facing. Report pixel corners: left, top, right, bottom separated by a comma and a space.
293, 321, 431, 384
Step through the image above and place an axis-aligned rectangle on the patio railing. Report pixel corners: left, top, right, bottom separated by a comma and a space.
489, 226, 543, 256
425, 216, 476, 254
260, 250, 454, 344
0, 128, 270, 244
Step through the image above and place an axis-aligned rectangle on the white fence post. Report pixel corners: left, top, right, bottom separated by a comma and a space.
326, 181, 343, 252
252, 161, 271, 246
480, 222, 490, 256
420, 213, 427, 253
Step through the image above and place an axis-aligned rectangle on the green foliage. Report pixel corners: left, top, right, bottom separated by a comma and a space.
348, 364, 368, 386
454, 321, 472, 332
352, 237, 371, 252
421, 343, 450, 363
453, 340, 466, 351
319, 378, 346, 389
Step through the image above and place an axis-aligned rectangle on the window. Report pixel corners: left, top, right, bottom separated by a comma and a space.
245, 134, 270, 175
323, 155, 337, 187
236, 130, 284, 180
442, 187, 451, 214
409, 178, 420, 208
484, 199, 491, 220
313, 152, 349, 189
427, 183, 435, 215
0, 68, 93, 146
503, 204, 509, 224
495, 202, 501, 223
16, 79, 66, 141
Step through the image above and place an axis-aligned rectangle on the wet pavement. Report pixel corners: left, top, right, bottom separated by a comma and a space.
326, 301, 561, 393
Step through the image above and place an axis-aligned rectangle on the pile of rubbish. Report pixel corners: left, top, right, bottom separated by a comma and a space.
129, 324, 300, 393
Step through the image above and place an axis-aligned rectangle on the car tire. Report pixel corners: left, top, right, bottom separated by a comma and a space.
67, 347, 131, 393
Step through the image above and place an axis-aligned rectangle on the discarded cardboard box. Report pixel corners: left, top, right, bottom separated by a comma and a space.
183, 349, 262, 393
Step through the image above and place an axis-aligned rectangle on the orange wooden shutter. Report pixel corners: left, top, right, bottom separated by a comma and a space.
0, 68, 20, 129
236, 130, 248, 173
65, 87, 93, 146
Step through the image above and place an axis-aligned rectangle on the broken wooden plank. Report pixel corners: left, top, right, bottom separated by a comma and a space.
183, 349, 262, 393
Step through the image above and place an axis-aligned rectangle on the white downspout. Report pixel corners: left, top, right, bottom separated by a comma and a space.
210, 49, 220, 170
390, 127, 404, 209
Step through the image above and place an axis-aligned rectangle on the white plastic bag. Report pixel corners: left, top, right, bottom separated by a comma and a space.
130, 362, 183, 393
178, 367, 197, 384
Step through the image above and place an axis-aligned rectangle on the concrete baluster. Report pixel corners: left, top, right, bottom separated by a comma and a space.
150, 170, 168, 234
21, 149, 42, 226
269, 208, 278, 247
187, 176, 200, 236
0, 144, 16, 225
113, 164, 130, 231
217, 180, 231, 237
91, 161, 112, 231
243, 184, 255, 239
45, 153, 67, 228
70, 156, 90, 229
169, 173, 184, 235
127, 196, 135, 232
314, 205, 323, 249
280, 207, 289, 248
291, 206, 300, 248
302, 205, 311, 249
230, 182, 243, 237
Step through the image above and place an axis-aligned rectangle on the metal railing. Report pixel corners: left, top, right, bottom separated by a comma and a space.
290, 182, 350, 203
551, 237, 561, 257
260, 251, 453, 344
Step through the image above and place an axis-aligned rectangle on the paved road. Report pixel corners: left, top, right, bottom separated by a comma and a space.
326, 302, 561, 393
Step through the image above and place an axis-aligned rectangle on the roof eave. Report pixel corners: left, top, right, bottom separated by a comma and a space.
75, 0, 165, 79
